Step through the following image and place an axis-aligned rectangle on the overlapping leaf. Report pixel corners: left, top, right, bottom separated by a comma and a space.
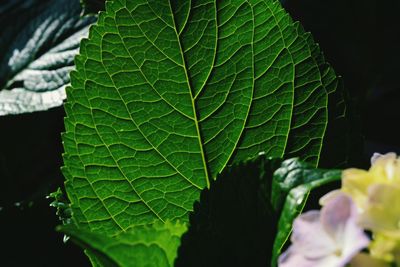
62, 155, 341, 267
60, 221, 186, 267
63, 0, 343, 237
176, 155, 281, 267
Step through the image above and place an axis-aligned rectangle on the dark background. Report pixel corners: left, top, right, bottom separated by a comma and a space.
1, 0, 399, 266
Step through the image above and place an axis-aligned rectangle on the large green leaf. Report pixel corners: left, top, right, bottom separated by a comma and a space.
63, 0, 342, 236
0, 0, 96, 115
60, 221, 187, 267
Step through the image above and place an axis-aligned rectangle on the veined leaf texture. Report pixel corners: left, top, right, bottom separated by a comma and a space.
61, 221, 187, 267
63, 0, 342, 235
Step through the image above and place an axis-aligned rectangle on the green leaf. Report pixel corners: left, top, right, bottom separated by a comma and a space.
271, 157, 339, 212
48, 187, 72, 226
63, 0, 343, 237
61, 155, 342, 267
285, 23, 345, 165
59, 221, 187, 267
0, 0, 96, 115
304, 29, 353, 168
270, 159, 341, 266
177, 155, 281, 267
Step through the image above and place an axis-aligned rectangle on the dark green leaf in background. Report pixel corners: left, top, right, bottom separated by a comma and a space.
176, 156, 340, 267
176, 156, 281, 267
81, 0, 106, 15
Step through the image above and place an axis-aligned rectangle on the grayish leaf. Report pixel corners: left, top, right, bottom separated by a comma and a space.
0, 0, 96, 115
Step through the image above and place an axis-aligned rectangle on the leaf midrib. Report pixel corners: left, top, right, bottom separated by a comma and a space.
117, 3, 204, 191
167, 0, 211, 188
69, 0, 209, 225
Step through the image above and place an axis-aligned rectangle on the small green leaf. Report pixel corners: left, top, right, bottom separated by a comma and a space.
271, 158, 339, 212
270, 159, 341, 266
48, 187, 72, 226
59, 221, 187, 267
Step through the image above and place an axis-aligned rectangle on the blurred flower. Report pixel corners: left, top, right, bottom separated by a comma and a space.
342, 153, 400, 211
368, 233, 400, 263
341, 153, 400, 263
349, 253, 390, 267
360, 184, 400, 263
359, 184, 400, 238
278, 193, 369, 267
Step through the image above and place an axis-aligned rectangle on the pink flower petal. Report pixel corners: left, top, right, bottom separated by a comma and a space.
291, 211, 336, 259
279, 193, 370, 267
321, 193, 355, 239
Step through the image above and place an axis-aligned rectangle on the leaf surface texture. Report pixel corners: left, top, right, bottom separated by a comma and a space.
60, 221, 186, 267
63, 0, 342, 235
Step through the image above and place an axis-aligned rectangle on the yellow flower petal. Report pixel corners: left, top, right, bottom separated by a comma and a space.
359, 184, 400, 237
340, 153, 400, 264
369, 153, 400, 182
342, 169, 372, 210
342, 153, 400, 211
350, 252, 390, 267
369, 233, 400, 263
